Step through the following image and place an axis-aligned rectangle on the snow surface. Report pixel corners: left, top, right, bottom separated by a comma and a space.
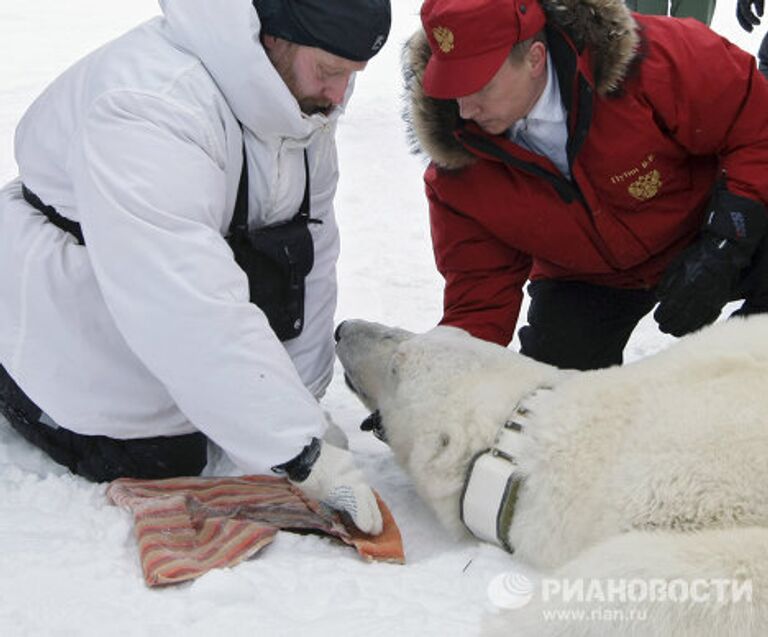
0, 2, 763, 636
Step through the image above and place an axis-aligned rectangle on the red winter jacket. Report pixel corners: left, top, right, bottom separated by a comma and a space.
404, 4, 768, 346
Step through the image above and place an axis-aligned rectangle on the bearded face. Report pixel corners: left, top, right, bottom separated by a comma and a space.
263, 36, 366, 116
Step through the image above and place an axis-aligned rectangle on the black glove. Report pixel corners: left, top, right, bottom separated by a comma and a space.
654, 189, 768, 337
759, 32, 768, 77
737, 0, 764, 32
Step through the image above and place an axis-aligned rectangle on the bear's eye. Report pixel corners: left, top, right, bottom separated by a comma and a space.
439, 433, 450, 448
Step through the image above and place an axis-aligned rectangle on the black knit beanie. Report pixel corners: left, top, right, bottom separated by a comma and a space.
253, 0, 391, 62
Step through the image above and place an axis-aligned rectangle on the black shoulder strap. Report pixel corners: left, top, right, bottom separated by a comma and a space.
230, 142, 250, 237
295, 151, 310, 221
228, 139, 310, 238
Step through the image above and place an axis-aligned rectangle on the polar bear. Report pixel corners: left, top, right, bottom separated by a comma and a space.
335, 317, 768, 637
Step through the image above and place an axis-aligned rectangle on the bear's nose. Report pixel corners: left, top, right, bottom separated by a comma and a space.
334, 321, 347, 343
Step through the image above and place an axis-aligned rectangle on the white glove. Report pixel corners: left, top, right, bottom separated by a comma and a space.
274, 439, 383, 535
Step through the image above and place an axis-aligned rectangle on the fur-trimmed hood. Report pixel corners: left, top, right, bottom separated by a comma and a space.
403, 0, 640, 170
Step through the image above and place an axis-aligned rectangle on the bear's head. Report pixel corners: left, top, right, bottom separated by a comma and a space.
336, 319, 535, 536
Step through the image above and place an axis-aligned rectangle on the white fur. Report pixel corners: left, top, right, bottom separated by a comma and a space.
336, 317, 768, 636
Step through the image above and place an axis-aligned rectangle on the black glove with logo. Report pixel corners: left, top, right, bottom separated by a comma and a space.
654, 189, 768, 337
737, 0, 764, 32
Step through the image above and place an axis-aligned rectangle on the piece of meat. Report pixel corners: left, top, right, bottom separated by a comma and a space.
107, 474, 405, 586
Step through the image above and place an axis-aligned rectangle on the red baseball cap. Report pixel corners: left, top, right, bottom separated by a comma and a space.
421, 0, 547, 99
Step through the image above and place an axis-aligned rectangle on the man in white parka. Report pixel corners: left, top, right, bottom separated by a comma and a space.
0, 0, 390, 535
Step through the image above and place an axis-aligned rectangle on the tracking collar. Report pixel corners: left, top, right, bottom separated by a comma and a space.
459, 386, 553, 551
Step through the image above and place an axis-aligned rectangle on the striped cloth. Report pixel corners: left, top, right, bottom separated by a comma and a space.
107, 474, 404, 586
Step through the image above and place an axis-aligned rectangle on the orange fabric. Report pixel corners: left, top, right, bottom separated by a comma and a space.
107, 474, 404, 586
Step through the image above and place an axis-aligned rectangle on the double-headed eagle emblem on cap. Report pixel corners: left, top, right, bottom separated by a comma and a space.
433, 26, 455, 53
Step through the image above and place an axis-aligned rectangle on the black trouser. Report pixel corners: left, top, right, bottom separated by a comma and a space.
519, 281, 658, 370
519, 238, 768, 371
0, 366, 207, 482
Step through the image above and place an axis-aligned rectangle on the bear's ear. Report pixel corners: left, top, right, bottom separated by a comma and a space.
390, 341, 435, 381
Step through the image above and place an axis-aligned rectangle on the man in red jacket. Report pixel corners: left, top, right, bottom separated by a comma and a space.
405, 0, 768, 370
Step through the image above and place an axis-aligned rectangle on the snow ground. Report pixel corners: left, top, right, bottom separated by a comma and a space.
0, 2, 763, 636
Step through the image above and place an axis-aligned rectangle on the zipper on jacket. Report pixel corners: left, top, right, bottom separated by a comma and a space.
547, 25, 593, 171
